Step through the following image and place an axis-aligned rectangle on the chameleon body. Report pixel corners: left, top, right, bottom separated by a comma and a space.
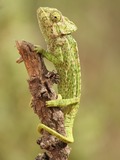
37, 7, 81, 143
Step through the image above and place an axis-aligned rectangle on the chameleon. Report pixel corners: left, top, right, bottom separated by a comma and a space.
36, 7, 81, 143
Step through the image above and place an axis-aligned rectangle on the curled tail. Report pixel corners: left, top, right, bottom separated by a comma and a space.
37, 123, 74, 143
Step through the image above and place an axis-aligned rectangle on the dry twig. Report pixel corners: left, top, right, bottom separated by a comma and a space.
16, 41, 71, 160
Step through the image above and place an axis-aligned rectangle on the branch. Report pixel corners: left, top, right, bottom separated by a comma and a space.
16, 41, 71, 160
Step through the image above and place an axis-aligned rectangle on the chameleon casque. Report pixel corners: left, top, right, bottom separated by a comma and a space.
36, 7, 81, 143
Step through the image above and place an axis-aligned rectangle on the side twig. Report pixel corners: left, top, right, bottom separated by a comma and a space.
16, 41, 71, 160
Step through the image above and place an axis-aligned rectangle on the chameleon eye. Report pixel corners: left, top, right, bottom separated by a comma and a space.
50, 11, 61, 22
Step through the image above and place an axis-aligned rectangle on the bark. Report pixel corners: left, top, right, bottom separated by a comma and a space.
16, 41, 71, 160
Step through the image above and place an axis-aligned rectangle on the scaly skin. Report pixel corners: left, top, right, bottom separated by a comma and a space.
36, 7, 81, 143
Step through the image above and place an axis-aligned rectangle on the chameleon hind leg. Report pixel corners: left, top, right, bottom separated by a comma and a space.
46, 96, 80, 107
37, 123, 74, 143
37, 95, 79, 143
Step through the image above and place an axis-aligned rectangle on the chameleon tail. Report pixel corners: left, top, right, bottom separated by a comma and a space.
37, 123, 74, 143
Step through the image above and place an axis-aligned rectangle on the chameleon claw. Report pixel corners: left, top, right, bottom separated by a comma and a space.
46, 94, 62, 107
34, 45, 44, 54
57, 94, 62, 100
46, 99, 58, 107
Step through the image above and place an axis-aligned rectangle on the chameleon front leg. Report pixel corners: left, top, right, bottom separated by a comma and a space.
34, 45, 63, 64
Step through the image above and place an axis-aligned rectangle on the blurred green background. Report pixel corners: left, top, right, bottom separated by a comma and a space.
0, 0, 120, 160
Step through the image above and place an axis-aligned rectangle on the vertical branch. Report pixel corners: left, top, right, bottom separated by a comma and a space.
16, 41, 71, 160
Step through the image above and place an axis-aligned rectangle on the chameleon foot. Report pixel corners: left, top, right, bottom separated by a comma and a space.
34, 45, 45, 54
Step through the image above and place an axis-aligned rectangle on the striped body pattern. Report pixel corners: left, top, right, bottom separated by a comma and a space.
37, 7, 81, 143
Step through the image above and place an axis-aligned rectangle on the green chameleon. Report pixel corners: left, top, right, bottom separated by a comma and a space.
36, 7, 81, 143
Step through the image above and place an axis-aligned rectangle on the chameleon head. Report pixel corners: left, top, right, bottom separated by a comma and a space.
37, 7, 77, 40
